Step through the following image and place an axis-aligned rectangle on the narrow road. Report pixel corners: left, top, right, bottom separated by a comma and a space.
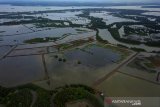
42, 54, 50, 80
93, 52, 139, 87
50, 94, 55, 107
22, 24, 36, 32
0, 45, 17, 60
118, 71, 160, 85
30, 90, 37, 107
42, 54, 52, 88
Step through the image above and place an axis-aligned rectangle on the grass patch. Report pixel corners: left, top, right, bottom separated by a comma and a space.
33, 88, 52, 107
144, 63, 155, 69
53, 86, 103, 107
97, 43, 131, 62
0, 84, 101, 107
108, 28, 141, 45
130, 47, 146, 52
4, 89, 32, 107
57, 38, 94, 50
77, 60, 81, 64
24, 37, 59, 44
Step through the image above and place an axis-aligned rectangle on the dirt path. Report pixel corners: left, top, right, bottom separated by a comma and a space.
0, 45, 17, 60
30, 90, 37, 107
118, 71, 160, 85
42, 54, 50, 80
93, 52, 139, 87
50, 94, 55, 107
22, 24, 36, 32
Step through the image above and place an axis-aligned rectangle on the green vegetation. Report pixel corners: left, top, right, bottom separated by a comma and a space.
75, 29, 88, 32
53, 85, 103, 107
54, 55, 58, 58
4, 89, 32, 107
54, 55, 67, 63
33, 88, 51, 107
108, 28, 141, 45
0, 87, 32, 107
144, 63, 155, 69
77, 60, 81, 64
34, 21, 70, 28
96, 30, 108, 44
24, 37, 59, 44
57, 43, 71, 50
58, 33, 72, 41
58, 58, 63, 61
77, 10, 107, 29
63, 59, 66, 62
0, 84, 101, 107
130, 47, 146, 52
0, 84, 51, 107
96, 43, 131, 62
0, 86, 14, 104
117, 44, 128, 49
96, 35, 108, 44
124, 26, 147, 36
145, 42, 160, 47
57, 38, 94, 50
1, 17, 82, 28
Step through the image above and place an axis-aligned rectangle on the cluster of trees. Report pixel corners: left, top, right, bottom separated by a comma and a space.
77, 10, 107, 29
108, 28, 141, 44
1, 84, 102, 107
95, 29, 108, 44
0, 86, 14, 104
53, 85, 103, 107
24, 37, 59, 44
5, 89, 32, 107
145, 42, 160, 47
123, 26, 147, 36
112, 9, 160, 34
0, 86, 32, 107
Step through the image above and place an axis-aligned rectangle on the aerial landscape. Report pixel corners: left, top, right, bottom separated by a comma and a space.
0, 0, 160, 107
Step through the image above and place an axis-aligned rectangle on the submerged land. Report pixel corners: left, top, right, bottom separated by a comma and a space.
0, 2, 160, 107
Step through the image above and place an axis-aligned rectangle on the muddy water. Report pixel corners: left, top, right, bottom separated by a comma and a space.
98, 29, 160, 52
38, 44, 121, 89
0, 55, 45, 87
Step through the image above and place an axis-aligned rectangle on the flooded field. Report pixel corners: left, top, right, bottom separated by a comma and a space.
0, 27, 94, 45
0, 55, 45, 87
98, 29, 160, 52
142, 12, 160, 16
0, 45, 13, 58
0, 25, 32, 36
34, 44, 126, 90
0, 42, 131, 89
97, 72, 160, 97
90, 11, 137, 25
8, 47, 48, 56
119, 52, 160, 84
25, 11, 91, 25
0, 4, 160, 103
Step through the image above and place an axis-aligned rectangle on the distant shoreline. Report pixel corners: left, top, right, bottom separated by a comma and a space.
0, 1, 160, 7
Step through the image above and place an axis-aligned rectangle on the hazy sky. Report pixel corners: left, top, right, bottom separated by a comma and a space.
0, 0, 158, 3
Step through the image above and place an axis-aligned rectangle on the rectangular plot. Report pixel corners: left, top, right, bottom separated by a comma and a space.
0, 45, 13, 58
8, 47, 47, 56
0, 25, 32, 36
0, 55, 45, 87
15, 42, 56, 49
97, 73, 160, 97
